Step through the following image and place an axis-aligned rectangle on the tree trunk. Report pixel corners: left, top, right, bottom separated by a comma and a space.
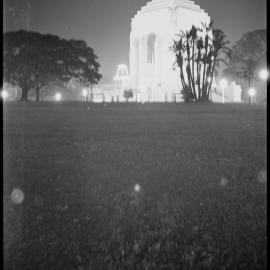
197, 54, 202, 100
206, 59, 216, 99
201, 37, 209, 100
190, 40, 196, 97
35, 87, 40, 102
90, 84, 93, 103
20, 87, 28, 101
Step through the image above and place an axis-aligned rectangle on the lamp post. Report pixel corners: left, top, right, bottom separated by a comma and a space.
54, 92, 62, 102
259, 69, 268, 101
220, 78, 227, 104
259, 69, 269, 80
208, 77, 216, 101
248, 88, 256, 109
1, 90, 9, 101
82, 88, 88, 102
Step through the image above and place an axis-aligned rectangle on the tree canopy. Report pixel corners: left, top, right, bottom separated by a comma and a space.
3, 30, 102, 101
222, 29, 267, 101
171, 21, 231, 103
123, 89, 134, 102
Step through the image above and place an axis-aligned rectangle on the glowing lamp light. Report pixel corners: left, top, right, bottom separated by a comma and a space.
220, 78, 227, 89
134, 184, 141, 192
248, 88, 256, 97
54, 93, 62, 101
1, 90, 9, 100
82, 89, 88, 97
11, 188, 24, 204
220, 78, 227, 104
259, 69, 268, 80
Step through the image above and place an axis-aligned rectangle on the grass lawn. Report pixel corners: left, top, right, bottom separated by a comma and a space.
3, 102, 266, 270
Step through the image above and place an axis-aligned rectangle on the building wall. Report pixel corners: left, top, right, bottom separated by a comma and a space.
211, 82, 242, 103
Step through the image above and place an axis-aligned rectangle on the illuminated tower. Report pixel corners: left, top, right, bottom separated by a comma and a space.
130, 0, 210, 102
113, 64, 130, 88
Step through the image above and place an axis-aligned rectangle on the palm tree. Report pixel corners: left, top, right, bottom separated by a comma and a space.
206, 28, 232, 100
171, 21, 231, 102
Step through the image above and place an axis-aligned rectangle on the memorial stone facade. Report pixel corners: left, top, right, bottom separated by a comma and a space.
129, 0, 242, 103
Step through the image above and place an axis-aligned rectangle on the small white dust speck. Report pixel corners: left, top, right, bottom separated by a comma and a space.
134, 184, 141, 192
258, 170, 267, 184
220, 177, 228, 187
11, 188, 24, 204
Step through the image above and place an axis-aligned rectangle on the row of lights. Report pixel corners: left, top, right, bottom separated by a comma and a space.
55, 88, 90, 101
219, 69, 268, 104
0, 87, 259, 103
0, 90, 64, 102
55, 89, 90, 101
0, 87, 88, 101
0, 90, 86, 102
1, 70, 268, 102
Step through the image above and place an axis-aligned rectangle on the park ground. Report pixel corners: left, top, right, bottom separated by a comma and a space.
3, 102, 266, 270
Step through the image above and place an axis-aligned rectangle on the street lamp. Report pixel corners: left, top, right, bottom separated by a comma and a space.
82, 88, 88, 102
54, 92, 62, 102
1, 90, 9, 100
259, 69, 268, 80
220, 78, 227, 104
248, 87, 256, 108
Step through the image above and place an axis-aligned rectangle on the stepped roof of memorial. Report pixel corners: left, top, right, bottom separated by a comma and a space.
132, 0, 208, 20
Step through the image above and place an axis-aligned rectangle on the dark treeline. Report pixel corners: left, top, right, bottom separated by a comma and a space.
3, 30, 102, 101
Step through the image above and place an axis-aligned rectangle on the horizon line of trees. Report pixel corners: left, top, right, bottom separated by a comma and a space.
3, 30, 102, 101
3, 28, 266, 103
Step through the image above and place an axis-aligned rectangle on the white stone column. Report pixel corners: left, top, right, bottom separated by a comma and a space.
155, 36, 163, 83
130, 37, 140, 90
139, 36, 146, 87
129, 39, 135, 89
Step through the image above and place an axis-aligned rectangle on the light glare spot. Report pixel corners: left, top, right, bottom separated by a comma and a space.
82, 89, 88, 97
248, 88, 256, 97
258, 170, 267, 184
220, 78, 227, 88
1, 90, 9, 100
54, 93, 62, 101
259, 70, 268, 80
134, 184, 141, 192
11, 188, 24, 204
220, 177, 228, 187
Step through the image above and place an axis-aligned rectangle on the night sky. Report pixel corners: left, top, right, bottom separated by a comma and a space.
3, 0, 267, 82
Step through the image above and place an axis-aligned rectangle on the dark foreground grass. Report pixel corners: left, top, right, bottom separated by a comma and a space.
3, 102, 266, 270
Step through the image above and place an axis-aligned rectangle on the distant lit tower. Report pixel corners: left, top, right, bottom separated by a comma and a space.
113, 64, 130, 88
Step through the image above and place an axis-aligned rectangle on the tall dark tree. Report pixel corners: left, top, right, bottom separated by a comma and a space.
30, 33, 65, 101
63, 40, 102, 101
171, 21, 231, 103
223, 29, 267, 101
3, 30, 102, 101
